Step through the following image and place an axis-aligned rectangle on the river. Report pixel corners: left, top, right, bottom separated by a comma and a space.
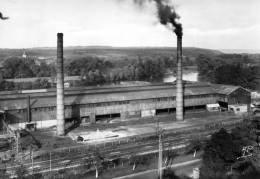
163, 72, 198, 82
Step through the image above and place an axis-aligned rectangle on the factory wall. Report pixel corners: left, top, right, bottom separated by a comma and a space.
3, 94, 218, 127
0, 84, 251, 129
227, 88, 251, 105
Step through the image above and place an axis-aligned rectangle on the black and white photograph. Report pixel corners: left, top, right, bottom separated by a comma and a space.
0, 0, 260, 178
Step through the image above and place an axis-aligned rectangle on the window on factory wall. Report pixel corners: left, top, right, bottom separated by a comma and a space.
73, 100, 131, 108
152, 97, 175, 102
185, 95, 193, 99
184, 106, 194, 111
194, 105, 206, 110
169, 108, 176, 113
184, 94, 214, 99
80, 104, 88, 108
89, 103, 95, 107
170, 97, 176, 100
80, 102, 113, 108
65, 106, 72, 110
137, 99, 154, 104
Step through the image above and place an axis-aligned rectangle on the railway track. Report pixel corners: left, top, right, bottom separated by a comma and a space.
3, 123, 237, 175
1, 117, 243, 177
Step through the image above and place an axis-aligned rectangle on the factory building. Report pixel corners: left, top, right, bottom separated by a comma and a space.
0, 81, 250, 130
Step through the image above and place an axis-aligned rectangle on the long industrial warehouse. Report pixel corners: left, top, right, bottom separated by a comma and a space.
0, 82, 250, 129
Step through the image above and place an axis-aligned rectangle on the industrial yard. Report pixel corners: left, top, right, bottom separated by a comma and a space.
0, 109, 247, 178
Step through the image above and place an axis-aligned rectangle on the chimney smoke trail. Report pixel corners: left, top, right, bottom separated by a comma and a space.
133, 0, 184, 120
0, 12, 9, 20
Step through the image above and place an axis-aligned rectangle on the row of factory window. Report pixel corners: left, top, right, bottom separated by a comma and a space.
185, 94, 218, 99
153, 94, 217, 102
79, 100, 130, 108
16, 106, 55, 113
15, 93, 219, 113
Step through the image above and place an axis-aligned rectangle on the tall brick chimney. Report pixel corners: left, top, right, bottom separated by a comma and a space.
56, 33, 65, 136
27, 95, 31, 122
176, 35, 183, 121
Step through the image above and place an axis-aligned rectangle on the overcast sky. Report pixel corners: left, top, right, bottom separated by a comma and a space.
0, 0, 259, 49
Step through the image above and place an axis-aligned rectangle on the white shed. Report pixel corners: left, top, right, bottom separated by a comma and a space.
206, 103, 220, 112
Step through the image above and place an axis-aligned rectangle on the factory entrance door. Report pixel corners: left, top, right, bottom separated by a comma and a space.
218, 101, 228, 111
81, 116, 90, 124
95, 113, 120, 123
156, 108, 170, 116
156, 108, 176, 116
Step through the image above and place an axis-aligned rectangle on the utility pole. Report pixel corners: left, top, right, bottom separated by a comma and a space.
158, 132, 163, 179
16, 132, 19, 156
157, 117, 163, 179
27, 95, 31, 122
50, 152, 52, 172
31, 148, 34, 174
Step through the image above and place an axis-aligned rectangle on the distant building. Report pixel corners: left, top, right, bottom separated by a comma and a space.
252, 91, 260, 104
228, 104, 248, 115
22, 51, 27, 58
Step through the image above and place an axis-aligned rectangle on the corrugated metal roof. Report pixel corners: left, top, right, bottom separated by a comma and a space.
0, 82, 214, 100
0, 82, 249, 110
212, 84, 239, 95
212, 84, 251, 95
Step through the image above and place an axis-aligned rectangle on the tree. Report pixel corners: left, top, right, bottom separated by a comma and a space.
164, 150, 178, 167
196, 54, 259, 90
200, 119, 260, 179
15, 164, 28, 179
129, 154, 152, 171
214, 64, 259, 89
185, 139, 203, 156
2, 57, 54, 79
0, 167, 8, 179
200, 128, 240, 179
91, 149, 104, 178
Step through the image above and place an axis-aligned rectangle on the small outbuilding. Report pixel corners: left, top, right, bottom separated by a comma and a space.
206, 103, 220, 112
213, 84, 251, 113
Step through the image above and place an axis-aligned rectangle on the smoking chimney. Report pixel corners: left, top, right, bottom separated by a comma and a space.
147, 0, 184, 120
176, 34, 183, 121
56, 33, 65, 136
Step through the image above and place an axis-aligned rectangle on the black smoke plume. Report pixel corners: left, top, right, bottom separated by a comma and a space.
0, 12, 9, 20
134, 0, 182, 37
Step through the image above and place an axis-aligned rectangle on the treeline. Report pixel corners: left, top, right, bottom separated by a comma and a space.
0, 57, 54, 91
200, 119, 260, 179
197, 54, 260, 90
66, 57, 169, 86
0, 56, 175, 90
1, 57, 55, 79
0, 79, 51, 91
